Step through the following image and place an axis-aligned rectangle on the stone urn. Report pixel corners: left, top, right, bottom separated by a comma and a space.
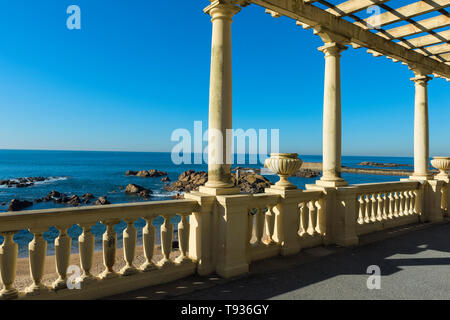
431, 156, 450, 178
264, 153, 302, 189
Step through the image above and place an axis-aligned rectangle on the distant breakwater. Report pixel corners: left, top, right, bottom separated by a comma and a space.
300, 162, 430, 176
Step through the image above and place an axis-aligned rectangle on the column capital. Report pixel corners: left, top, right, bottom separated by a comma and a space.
410, 74, 433, 85
318, 42, 348, 57
204, 1, 241, 21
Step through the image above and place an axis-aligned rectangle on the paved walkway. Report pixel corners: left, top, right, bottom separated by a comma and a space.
107, 220, 450, 300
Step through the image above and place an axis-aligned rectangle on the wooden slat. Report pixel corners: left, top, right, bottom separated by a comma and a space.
250, 0, 450, 78
404, 29, 450, 48
439, 52, 450, 60
420, 43, 450, 55
383, 14, 450, 38
363, 0, 450, 27
325, 0, 389, 16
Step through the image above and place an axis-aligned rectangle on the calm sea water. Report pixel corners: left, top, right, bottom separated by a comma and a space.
0, 150, 412, 257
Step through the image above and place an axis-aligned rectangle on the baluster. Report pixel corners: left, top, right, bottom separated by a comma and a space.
376, 193, 383, 221
408, 191, 414, 215
176, 214, 190, 264
253, 207, 265, 246
365, 194, 371, 223
411, 190, 417, 214
121, 219, 138, 275
398, 191, 406, 217
53, 226, 71, 290
358, 195, 366, 224
248, 210, 254, 244
394, 192, 400, 218
370, 194, 377, 222
388, 192, 395, 219
316, 199, 325, 235
26, 228, 48, 294
79, 224, 95, 282
299, 202, 309, 236
404, 191, 411, 216
398, 191, 405, 216
159, 215, 174, 267
141, 216, 157, 271
383, 193, 389, 220
0, 232, 18, 299
357, 196, 363, 224
264, 206, 275, 244
307, 201, 317, 236
101, 220, 118, 279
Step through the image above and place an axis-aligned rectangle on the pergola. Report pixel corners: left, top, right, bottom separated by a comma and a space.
201, 0, 450, 195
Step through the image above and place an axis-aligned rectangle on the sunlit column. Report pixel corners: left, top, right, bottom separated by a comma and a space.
411, 72, 433, 179
317, 42, 348, 186
203, 1, 240, 190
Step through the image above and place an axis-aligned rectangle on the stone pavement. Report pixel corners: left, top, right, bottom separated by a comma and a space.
107, 220, 450, 300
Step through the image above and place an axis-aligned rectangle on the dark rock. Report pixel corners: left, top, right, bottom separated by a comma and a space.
126, 169, 168, 178
161, 177, 171, 182
164, 170, 208, 193
125, 184, 152, 198
95, 196, 111, 205
82, 193, 95, 200
1, 202, 6, 206
7, 199, 33, 212
34, 199, 43, 203
136, 170, 150, 177
67, 195, 81, 206
232, 173, 272, 194
294, 169, 321, 178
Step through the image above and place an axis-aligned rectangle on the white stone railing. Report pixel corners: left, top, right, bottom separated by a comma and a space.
1, 178, 446, 299
0, 199, 198, 300
246, 190, 325, 262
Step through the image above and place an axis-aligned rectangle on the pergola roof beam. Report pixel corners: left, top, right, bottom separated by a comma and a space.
363, 0, 450, 27
325, 0, 390, 17
382, 14, 450, 38
252, 0, 450, 78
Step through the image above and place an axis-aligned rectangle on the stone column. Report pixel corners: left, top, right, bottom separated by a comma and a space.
317, 42, 348, 187
201, 1, 240, 195
411, 72, 433, 180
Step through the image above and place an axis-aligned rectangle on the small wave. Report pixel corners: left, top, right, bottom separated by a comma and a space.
35, 176, 69, 185
151, 191, 183, 198
0, 176, 69, 189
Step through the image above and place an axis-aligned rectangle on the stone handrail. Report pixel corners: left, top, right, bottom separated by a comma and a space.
0, 200, 198, 299
353, 181, 421, 224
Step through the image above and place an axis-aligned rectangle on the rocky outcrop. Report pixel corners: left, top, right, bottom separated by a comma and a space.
125, 184, 153, 198
161, 177, 171, 182
82, 193, 95, 204
0, 177, 48, 188
95, 196, 111, 205
232, 173, 272, 194
7, 199, 33, 212
293, 169, 321, 178
164, 170, 272, 194
164, 170, 208, 193
126, 170, 168, 178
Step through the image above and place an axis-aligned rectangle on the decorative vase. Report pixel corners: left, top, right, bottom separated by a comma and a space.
264, 153, 302, 189
431, 156, 450, 178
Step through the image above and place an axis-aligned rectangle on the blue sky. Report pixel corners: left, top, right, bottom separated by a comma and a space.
0, 1, 448, 156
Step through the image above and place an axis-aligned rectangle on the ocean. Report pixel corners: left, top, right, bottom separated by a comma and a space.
0, 150, 412, 257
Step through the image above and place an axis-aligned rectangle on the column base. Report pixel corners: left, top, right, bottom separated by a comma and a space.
408, 174, 434, 181
316, 179, 348, 187
198, 186, 240, 195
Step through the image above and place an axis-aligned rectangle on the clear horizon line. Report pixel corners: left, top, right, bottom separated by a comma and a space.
0, 147, 415, 158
